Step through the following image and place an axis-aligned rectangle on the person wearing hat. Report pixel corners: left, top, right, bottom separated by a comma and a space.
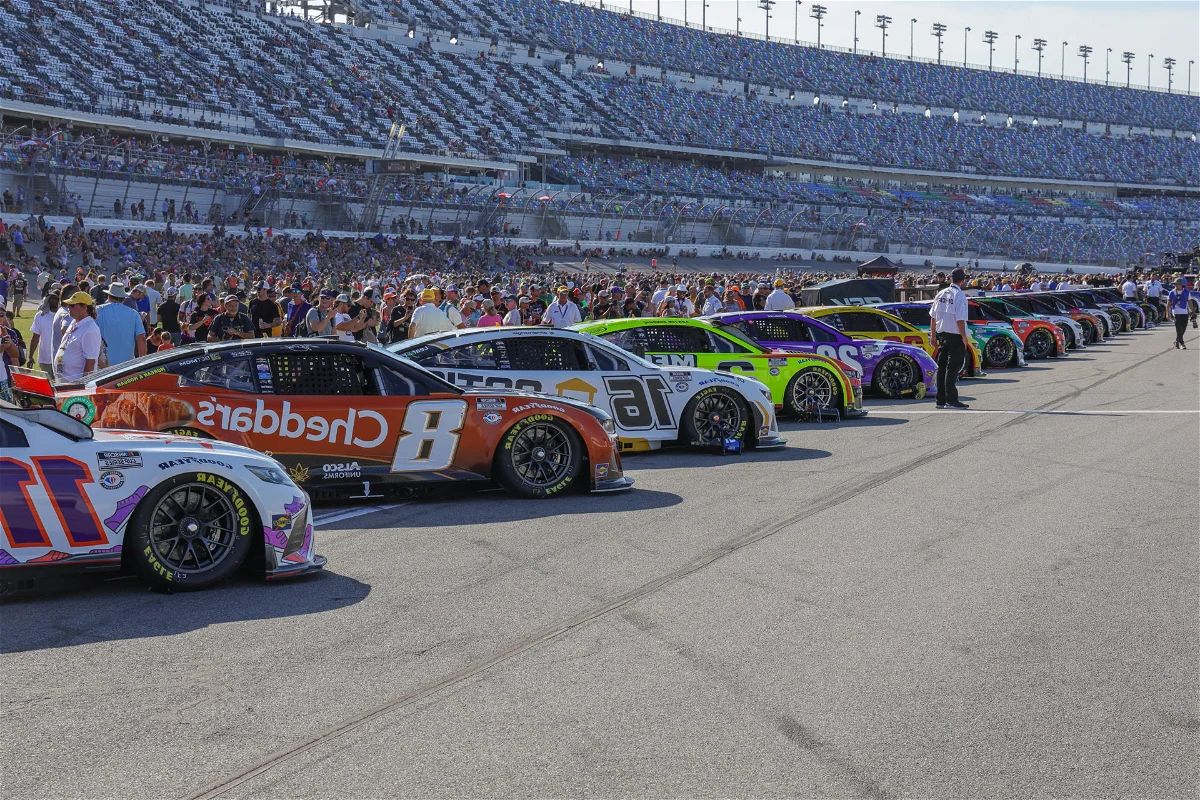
765, 278, 795, 311
477, 298, 503, 328
350, 288, 381, 343
929, 267, 971, 409
26, 289, 61, 373
588, 289, 618, 321
502, 296, 523, 327
409, 288, 456, 339
544, 285, 582, 328
304, 290, 336, 337
282, 286, 311, 338
208, 294, 255, 342
1167, 277, 1193, 350
96, 282, 146, 367
158, 285, 182, 345
249, 283, 282, 338
53, 291, 102, 383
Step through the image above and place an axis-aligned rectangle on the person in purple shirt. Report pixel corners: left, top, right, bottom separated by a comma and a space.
1167, 277, 1193, 350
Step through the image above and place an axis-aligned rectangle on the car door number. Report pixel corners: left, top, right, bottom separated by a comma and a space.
0, 456, 108, 548
390, 400, 467, 472
603, 376, 675, 430
813, 344, 864, 374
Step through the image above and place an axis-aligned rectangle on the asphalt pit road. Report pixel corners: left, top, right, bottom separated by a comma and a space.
620, 447, 831, 471
1, 572, 369, 653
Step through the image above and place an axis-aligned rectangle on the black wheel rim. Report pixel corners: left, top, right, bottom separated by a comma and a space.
985, 336, 1013, 367
793, 369, 836, 410
691, 392, 743, 443
510, 423, 574, 488
1081, 320, 1096, 343
1058, 324, 1074, 349
1028, 330, 1052, 359
876, 356, 915, 396
149, 483, 239, 575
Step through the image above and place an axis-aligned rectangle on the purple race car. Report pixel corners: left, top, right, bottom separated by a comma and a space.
703, 310, 937, 399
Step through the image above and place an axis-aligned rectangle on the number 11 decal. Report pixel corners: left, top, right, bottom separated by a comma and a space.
0, 456, 108, 548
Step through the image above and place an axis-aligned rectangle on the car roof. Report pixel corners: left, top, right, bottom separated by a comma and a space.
397, 326, 599, 351
572, 316, 717, 333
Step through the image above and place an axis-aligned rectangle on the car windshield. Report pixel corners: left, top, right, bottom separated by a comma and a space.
368, 344, 463, 394
1, 405, 94, 440
709, 323, 769, 353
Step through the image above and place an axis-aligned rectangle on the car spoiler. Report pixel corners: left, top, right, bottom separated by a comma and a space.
9, 367, 58, 402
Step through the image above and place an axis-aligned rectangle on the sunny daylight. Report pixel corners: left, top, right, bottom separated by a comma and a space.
0, 0, 1196, 797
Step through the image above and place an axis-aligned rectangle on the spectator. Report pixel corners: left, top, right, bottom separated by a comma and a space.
332, 294, 365, 342
409, 288, 456, 338
249, 283, 282, 338
765, 278, 795, 311
304, 290, 336, 336
282, 286, 311, 337
96, 283, 147, 367
502, 296, 523, 326
544, 285, 582, 328
26, 290, 61, 372
477, 299, 503, 327
0, 309, 23, 400
54, 291, 103, 383
208, 294, 255, 341
158, 286, 182, 345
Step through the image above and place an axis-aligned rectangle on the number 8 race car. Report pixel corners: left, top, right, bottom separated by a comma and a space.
11, 339, 632, 500
390, 327, 785, 453
0, 401, 325, 593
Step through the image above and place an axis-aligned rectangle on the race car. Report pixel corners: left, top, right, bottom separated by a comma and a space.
1000, 293, 1105, 345
700, 310, 936, 399
11, 339, 632, 500
975, 296, 1087, 351
572, 317, 867, 419
966, 298, 1067, 359
872, 302, 1022, 371
1049, 291, 1121, 337
390, 327, 785, 453
1088, 288, 1150, 329
0, 401, 325, 592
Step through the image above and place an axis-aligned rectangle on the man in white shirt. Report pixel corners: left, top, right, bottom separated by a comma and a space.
1121, 276, 1139, 300
929, 268, 971, 409
764, 279, 795, 311
54, 292, 103, 383
650, 279, 671, 307
26, 291, 60, 372
1028, 278, 1043, 292
1145, 275, 1164, 318
502, 296, 523, 326
544, 286, 583, 328
700, 284, 723, 316
409, 289, 456, 338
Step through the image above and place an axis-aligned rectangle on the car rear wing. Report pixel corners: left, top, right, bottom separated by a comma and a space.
9, 367, 58, 407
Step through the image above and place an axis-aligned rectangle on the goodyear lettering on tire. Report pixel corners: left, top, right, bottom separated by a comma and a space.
693, 386, 748, 440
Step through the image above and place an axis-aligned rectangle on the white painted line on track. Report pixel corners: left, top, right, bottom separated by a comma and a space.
872, 409, 1200, 415
313, 503, 409, 526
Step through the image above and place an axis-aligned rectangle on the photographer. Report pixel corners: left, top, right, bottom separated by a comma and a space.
350, 288, 381, 343
333, 293, 368, 342
388, 290, 417, 340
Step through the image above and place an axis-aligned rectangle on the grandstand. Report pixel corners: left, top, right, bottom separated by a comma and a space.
1, 0, 1197, 269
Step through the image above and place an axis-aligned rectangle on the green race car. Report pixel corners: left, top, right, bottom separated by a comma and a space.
572, 317, 867, 418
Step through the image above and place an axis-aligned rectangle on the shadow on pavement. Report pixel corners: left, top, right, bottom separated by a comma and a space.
621, 447, 832, 471
1, 570, 369, 653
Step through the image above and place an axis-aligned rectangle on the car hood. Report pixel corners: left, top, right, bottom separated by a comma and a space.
461, 388, 615, 423
89, 428, 276, 463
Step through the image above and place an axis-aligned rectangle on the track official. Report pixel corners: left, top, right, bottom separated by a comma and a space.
930, 268, 971, 409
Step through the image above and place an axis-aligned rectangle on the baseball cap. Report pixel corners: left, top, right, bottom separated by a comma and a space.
360, 288, 376, 301
610, 285, 625, 294
132, 284, 147, 293
519, 295, 531, 304
420, 289, 437, 303
63, 291, 95, 306
556, 285, 569, 293
335, 293, 351, 304
223, 294, 239, 303
165, 286, 178, 296
445, 284, 459, 292
319, 289, 336, 299
773, 278, 785, 287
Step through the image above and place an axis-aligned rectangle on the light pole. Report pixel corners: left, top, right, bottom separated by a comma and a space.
1122, 51, 1134, 88
1148, 52, 1153, 87
1078, 44, 1092, 83
793, 0, 801, 43
1164, 56, 1176, 93
1032, 37, 1046, 76
1189, 60, 1194, 94
683, 0, 687, 27
983, 30, 998, 71
657, 0, 661, 21
853, 10, 860, 54
702, 0, 708, 29
963, 26, 970, 64
810, 3, 826, 48
931, 22, 946, 65
1060, 40, 1067, 79
1013, 33, 1021, 72
759, 0, 775, 41
876, 14, 891, 57
909, 18, 916, 60
735, 0, 740, 35
1105, 47, 1111, 85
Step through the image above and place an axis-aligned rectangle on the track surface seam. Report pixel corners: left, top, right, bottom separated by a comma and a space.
185, 342, 1188, 800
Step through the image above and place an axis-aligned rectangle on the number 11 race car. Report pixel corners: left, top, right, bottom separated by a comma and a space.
0, 401, 325, 592
12, 339, 632, 500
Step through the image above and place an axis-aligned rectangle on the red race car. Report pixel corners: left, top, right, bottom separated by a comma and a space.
13, 340, 632, 500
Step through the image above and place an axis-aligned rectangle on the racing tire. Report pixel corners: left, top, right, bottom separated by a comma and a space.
680, 386, 749, 446
1080, 318, 1098, 345
871, 354, 918, 399
1025, 329, 1055, 360
1057, 324, 1075, 350
982, 335, 1016, 368
495, 416, 583, 499
785, 367, 843, 417
127, 472, 255, 591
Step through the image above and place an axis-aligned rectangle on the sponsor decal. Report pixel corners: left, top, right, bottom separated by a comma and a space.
768, 358, 787, 367
595, 463, 610, 480
287, 463, 311, 483
194, 398, 388, 449
647, 353, 697, 367
554, 377, 598, 404
349, 480, 384, 499
769, 368, 780, 376
482, 412, 503, 425
157, 456, 234, 470
113, 367, 166, 388
675, 382, 689, 392
97, 450, 143, 470
104, 485, 150, 532
321, 461, 362, 480
512, 401, 567, 414
476, 398, 507, 411
430, 369, 541, 392
98, 471, 125, 490
668, 371, 692, 382
758, 425, 771, 438
172, 353, 221, 368
61, 396, 96, 424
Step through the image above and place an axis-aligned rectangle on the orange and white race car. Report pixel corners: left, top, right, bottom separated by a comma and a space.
12, 339, 632, 500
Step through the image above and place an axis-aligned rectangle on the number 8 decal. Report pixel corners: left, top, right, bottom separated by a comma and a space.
391, 400, 467, 472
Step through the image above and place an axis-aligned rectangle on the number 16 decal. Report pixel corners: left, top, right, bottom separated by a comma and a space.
0, 456, 107, 548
